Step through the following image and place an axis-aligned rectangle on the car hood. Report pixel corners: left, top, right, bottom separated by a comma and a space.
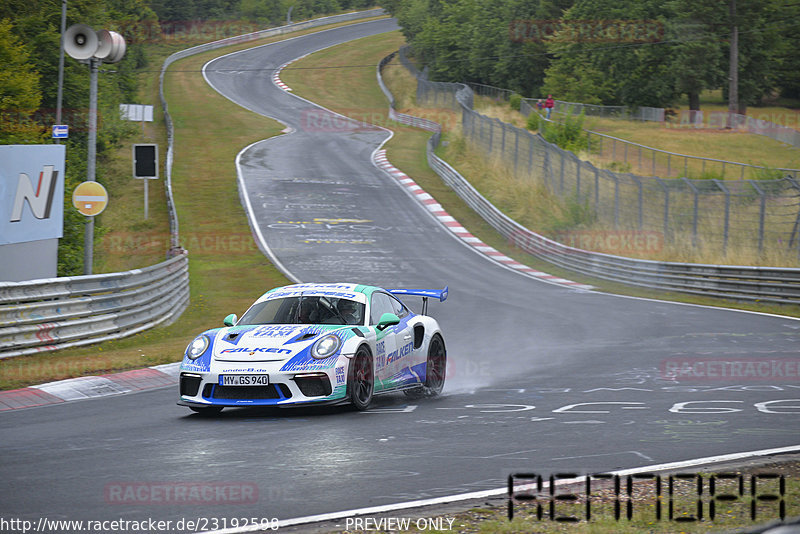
212, 324, 344, 362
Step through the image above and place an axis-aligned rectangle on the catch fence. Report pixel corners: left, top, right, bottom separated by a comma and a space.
416, 79, 800, 260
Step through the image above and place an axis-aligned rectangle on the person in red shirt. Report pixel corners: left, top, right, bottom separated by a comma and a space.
545, 95, 555, 119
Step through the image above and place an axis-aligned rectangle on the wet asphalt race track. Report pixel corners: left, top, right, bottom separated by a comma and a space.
1, 18, 799, 531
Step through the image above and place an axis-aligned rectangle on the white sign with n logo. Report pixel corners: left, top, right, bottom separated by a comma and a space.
0, 145, 65, 245
10, 165, 59, 222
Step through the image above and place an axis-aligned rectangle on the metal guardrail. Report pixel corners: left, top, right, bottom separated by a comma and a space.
0, 252, 189, 359
379, 51, 800, 305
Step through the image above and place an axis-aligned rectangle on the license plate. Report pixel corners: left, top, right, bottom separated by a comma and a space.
218, 374, 269, 386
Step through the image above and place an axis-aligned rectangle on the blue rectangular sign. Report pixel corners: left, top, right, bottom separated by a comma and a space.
52, 125, 69, 139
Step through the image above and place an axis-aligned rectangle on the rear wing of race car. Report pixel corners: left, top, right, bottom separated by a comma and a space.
389, 287, 448, 316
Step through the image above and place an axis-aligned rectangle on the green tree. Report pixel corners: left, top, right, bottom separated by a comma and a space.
390, 0, 574, 96
542, 0, 678, 107
0, 19, 45, 143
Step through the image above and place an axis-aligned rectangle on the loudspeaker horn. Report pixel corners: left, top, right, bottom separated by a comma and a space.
94, 30, 113, 60
95, 30, 126, 63
64, 24, 98, 60
105, 31, 126, 63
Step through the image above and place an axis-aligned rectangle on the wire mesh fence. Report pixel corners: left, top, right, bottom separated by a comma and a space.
416, 79, 800, 261
519, 100, 800, 182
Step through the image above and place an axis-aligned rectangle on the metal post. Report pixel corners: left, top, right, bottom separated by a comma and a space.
638, 146, 642, 172
488, 119, 494, 153
527, 132, 534, 174
682, 177, 699, 247
748, 180, 765, 252
631, 175, 643, 230
713, 179, 730, 254
655, 176, 669, 241
543, 146, 550, 191
500, 120, 506, 157
594, 167, 600, 212
83, 57, 99, 275
55, 0, 67, 145
667, 153, 671, 177
613, 172, 619, 228
513, 127, 519, 175
652, 150, 656, 176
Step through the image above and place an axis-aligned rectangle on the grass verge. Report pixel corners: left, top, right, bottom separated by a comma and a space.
0, 17, 390, 390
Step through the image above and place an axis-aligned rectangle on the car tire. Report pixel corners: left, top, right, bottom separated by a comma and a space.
348, 345, 374, 410
424, 334, 446, 396
190, 406, 223, 416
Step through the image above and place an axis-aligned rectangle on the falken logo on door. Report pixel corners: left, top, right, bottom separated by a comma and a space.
1, 145, 65, 245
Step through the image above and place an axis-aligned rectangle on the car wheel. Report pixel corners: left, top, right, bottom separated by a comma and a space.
348, 345, 374, 410
190, 406, 223, 416
424, 334, 446, 396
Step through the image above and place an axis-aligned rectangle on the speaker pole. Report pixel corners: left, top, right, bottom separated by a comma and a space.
83, 56, 98, 275
55, 0, 67, 145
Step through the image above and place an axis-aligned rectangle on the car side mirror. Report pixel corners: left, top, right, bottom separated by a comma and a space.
376, 312, 400, 331
223, 313, 237, 327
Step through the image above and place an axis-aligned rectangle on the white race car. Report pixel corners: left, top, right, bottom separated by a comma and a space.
178, 283, 447, 413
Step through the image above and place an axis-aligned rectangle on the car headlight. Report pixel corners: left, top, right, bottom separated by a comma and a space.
186, 335, 209, 360
311, 334, 341, 360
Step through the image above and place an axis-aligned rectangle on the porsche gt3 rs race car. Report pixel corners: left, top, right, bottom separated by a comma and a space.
178, 283, 448, 413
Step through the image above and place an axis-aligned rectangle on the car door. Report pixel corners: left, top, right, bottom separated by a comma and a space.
387, 293, 423, 385
369, 291, 410, 391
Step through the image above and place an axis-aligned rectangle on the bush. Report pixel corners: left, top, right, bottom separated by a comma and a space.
542, 110, 588, 152
526, 112, 541, 131
509, 93, 521, 111
751, 165, 785, 181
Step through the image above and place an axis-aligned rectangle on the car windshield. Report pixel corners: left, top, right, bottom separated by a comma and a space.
238, 296, 365, 326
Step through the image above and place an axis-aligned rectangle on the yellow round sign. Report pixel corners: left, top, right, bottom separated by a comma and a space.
72, 181, 108, 216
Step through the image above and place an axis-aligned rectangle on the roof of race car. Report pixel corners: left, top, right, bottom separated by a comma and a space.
254, 283, 379, 304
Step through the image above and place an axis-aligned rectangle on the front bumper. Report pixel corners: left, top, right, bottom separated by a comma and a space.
177, 361, 348, 408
